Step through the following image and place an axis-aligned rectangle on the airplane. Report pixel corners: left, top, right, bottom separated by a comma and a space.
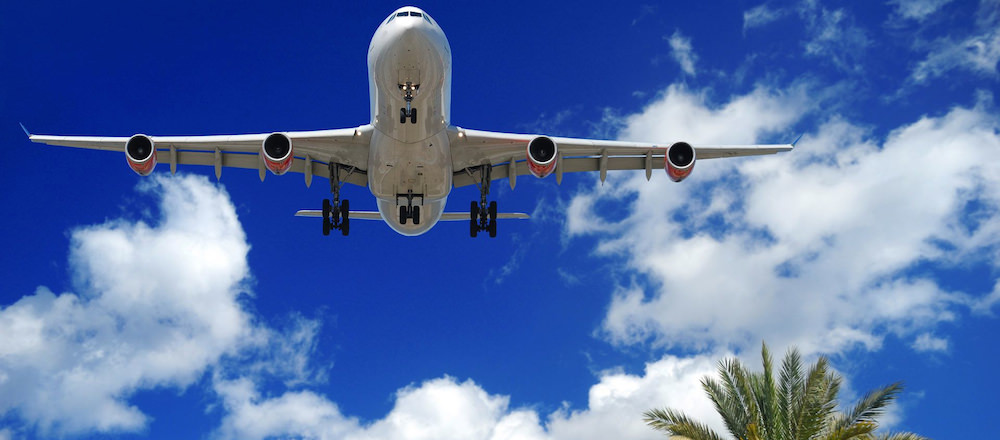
25, 6, 795, 238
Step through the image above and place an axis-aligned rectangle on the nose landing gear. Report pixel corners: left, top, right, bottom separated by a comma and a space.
398, 82, 419, 124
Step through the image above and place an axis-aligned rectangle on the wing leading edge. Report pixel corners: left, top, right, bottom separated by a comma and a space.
448, 127, 794, 188
26, 125, 375, 187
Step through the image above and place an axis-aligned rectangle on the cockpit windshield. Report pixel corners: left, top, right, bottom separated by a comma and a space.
386, 10, 435, 26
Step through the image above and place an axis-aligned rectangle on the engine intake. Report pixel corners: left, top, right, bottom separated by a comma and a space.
664, 141, 695, 182
526, 136, 557, 178
262, 132, 293, 175
125, 134, 157, 176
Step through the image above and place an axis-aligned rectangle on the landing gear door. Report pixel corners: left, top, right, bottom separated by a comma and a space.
397, 68, 420, 88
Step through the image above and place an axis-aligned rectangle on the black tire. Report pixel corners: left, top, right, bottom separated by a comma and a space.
400, 108, 407, 124
341, 218, 350, 236
399, 205, 408, 225
470, 201, 479, 221
410, 108, 418, 124
412, 206, 421, 225
341, 200, 350, 221
470, 219, 478, 237
488, 219, 497, 238
322, 199, 331, 221
488, 201, 497, 222
322, 218, 331, 236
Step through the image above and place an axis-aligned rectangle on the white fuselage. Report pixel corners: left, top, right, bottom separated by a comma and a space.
366, 7, 453, 235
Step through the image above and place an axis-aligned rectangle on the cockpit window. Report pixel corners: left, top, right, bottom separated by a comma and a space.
396, 11, 408, 17
387, 14, 395, 23
411, 12, 422, 17
423, 14, 433, 25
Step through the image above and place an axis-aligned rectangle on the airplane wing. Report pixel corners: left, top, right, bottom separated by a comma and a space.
26, 124, 374, 187
448, 127, 796, 188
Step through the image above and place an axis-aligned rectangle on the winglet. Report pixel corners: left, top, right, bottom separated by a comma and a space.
19, 122, 31, 138
790, 133, 804, 147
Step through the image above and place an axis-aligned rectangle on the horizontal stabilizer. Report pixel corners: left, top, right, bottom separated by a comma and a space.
294, 210, 529, 220
295, 210, 382, 220
439, 212, 529, 221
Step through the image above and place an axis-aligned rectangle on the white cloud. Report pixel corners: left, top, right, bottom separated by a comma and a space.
889, 0, 953, 21
667, 30, 698, 77
743, 4, 786, 32
565, 83, 1000, 356
0, 175, 323, 436
212, 376, 361, 440
212, 354, 726, 440
0, 175, 256, 435
909, 0, 1000, 83
912, 332, 949, 352
797, 0, 870, 72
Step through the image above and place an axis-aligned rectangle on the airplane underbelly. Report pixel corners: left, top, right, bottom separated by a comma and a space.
368, 129, 452, 202
377, 199, 445, 236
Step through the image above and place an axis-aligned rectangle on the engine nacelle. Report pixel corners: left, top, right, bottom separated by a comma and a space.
262, 132, 293, 175
664, 141, 696, 182
125, 134, 157, 176
526, 136, 558, 178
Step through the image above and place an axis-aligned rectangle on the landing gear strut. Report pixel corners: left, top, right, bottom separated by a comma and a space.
399, 82, 419, 124
322, 163, 350, 236
397, 190, 423, 225
468, 165, 498, 238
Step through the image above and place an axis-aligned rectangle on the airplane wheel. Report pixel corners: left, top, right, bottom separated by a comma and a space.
323, 219, 330, 236
400, 108, 407, 124
341, 218, 350, 236
470, 201, 479, 221
488, 201, 497, 222
488, 219, 497, 238
399, 205, 408, 225
341, 200, 350, 220
412, 206, 421, 225
470, 219, 478, 238
322, 199, 331, 221
410, 108, 418, 124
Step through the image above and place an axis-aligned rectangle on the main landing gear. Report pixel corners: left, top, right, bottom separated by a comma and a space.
469, 165, 498, 238
322, 163, 350, 236
397, 191, 423, 225
399, 82, 418, 124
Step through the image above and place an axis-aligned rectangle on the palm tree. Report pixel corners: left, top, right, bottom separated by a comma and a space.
643, 343, 928, 440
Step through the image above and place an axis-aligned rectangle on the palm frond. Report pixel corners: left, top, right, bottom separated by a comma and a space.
703, 376, 746, 438
643, 407, 727, 440
819, 420, 877, 440
837, 382, 903, 430
779, 348, 805, 439
874, 432, 932, 440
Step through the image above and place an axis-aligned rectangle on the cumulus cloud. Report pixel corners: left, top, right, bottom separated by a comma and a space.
212, 355, 725, 440
0, 175, 323, 436
667, 30, 698, 77
912, 332, 949, 352
566, 84, 1000, 356
0, 175, 256, 434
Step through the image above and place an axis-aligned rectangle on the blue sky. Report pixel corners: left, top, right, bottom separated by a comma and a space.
1, 0, 999, 438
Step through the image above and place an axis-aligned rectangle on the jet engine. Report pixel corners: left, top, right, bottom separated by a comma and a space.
665, 141, 695, 182
526, 136, 557, 178
262, 132, 293, 175
125, 134, 157, 176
